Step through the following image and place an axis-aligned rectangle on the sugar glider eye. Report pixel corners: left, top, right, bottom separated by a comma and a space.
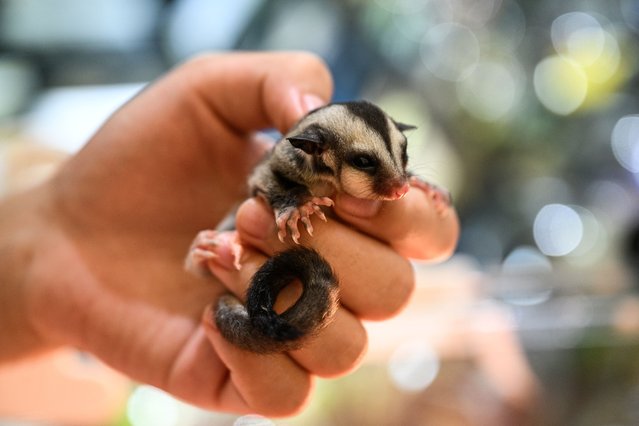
349, 154, 378, 172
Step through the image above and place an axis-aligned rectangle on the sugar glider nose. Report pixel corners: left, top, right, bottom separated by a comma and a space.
390, 182, 410, 200
396, 182, 410, 198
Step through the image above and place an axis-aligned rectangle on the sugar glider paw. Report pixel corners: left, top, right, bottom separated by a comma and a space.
184, 230, 243, 276
275, 197, 334, 244
409, 176, 452, 216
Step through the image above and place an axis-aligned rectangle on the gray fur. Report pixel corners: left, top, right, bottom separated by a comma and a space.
249, 100, 412, 204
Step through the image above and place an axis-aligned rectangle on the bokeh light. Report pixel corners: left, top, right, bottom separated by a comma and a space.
452, 0, 501, 28
497, 246, 553, 306
611, 115, 639, 173
502, 246, 553, 276
535, 11, 623, 114
566, 206, 607, 266
533, 204, 584, 257
574, 30, 620, 84
456, 59, 524, 122
551, 12, 606, 66
586, 179, 634, 224
420, 23, 480, 81
533, 55, 588, 115
388, 340, 440, 392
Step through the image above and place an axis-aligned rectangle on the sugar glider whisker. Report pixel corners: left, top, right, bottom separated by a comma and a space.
185, 100, 451, 353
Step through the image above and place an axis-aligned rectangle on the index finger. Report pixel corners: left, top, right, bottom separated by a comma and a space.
180, 51, 333, 134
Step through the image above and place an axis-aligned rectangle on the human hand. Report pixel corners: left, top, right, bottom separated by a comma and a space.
3, 51, 458, 416
196, 150, 459, 414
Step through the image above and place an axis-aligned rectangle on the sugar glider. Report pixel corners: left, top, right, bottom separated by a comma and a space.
186, 100, 452, 353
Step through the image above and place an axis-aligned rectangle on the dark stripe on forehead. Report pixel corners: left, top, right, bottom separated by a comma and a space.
343, 101, 392, 156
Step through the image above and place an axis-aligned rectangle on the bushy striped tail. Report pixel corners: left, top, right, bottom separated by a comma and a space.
215, 247, 339, 353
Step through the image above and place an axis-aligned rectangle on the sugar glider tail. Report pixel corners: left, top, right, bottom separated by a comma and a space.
214, 247, 339, 353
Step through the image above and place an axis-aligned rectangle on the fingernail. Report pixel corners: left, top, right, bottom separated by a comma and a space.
335, 193, 382, 218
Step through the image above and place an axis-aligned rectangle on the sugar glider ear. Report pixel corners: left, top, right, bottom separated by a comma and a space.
395, 121, 417, 133
287, 127, 325, 155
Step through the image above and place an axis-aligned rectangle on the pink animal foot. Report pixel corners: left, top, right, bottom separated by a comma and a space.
184, 230, 243, 276
409, 176, 453, 217
275, 197, 334, 244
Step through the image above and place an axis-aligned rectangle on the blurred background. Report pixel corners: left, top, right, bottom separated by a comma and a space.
1, 0, 639, 425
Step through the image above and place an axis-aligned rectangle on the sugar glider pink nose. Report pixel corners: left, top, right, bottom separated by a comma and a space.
393, 182, 410, 199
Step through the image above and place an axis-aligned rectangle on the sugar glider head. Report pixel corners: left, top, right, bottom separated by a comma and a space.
286, 100, 415, 200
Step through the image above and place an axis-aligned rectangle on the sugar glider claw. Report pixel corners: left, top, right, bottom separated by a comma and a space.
274, 197, 334, 244
185, 230, 244, 275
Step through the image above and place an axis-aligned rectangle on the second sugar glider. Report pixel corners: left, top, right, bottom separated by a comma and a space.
186, 100, 451, 353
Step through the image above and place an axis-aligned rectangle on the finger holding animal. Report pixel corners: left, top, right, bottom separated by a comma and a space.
197, 230, 369, 378
233, 197, 415, 320
333, 179, 460, 261
186, 101, 454, 354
